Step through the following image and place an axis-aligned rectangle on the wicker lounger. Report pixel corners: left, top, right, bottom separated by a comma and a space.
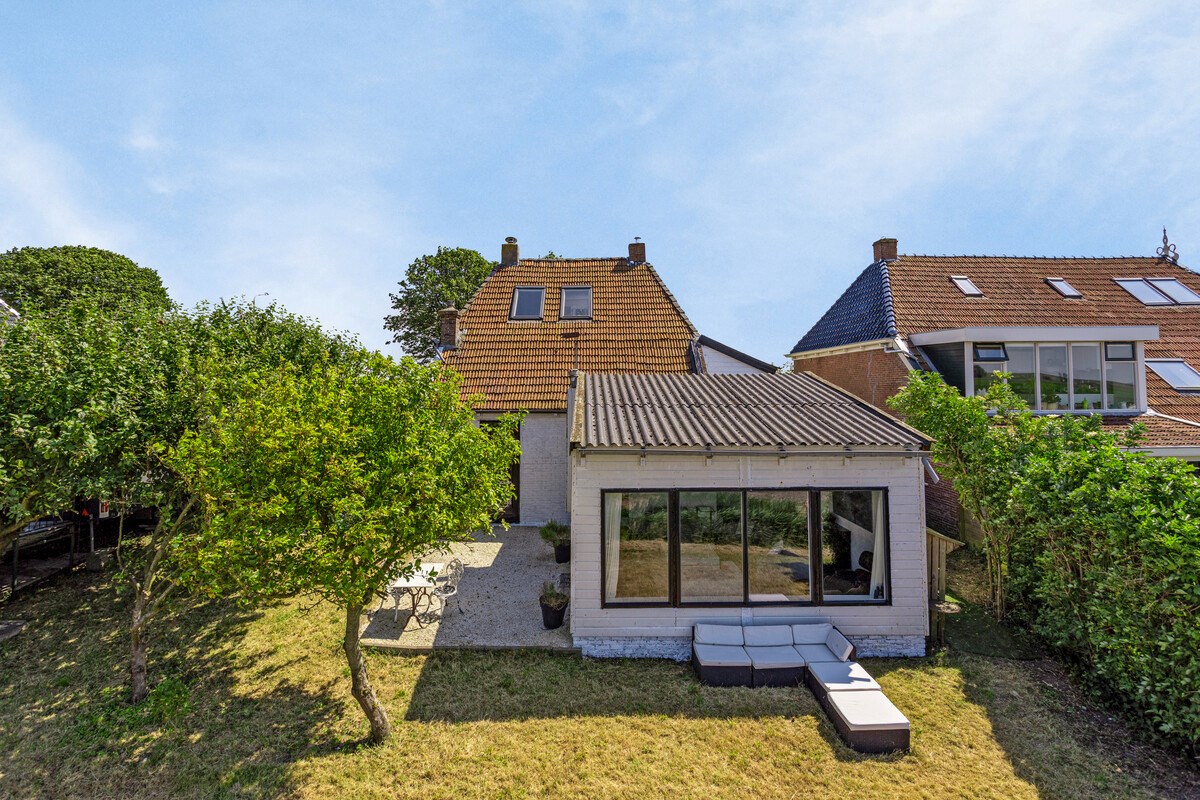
691, 624, 752, 686
744, 625, 805, 687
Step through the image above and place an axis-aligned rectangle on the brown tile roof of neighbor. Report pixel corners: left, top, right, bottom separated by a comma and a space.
886, 254, 1200, 444
1101, 414, 1200, 450
442, 258, 698, 411
576, 372, 930, 450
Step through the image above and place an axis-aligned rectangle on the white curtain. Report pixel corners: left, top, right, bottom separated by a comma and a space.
604, 493, 624, 601
869, 491, 888, 600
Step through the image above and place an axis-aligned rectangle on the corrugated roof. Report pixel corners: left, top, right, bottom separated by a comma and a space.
577, 372, 929, 450
443, 258, 698, 411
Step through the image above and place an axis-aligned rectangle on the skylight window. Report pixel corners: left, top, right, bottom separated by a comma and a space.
951, 275, 983, 296
1046, 277, 1082, 298
559, 286, 592, 319
1115, 279, 1174, 305
1147, 360, 1200, 391
1147, 279, 1200, 305
510, 287, 545, 319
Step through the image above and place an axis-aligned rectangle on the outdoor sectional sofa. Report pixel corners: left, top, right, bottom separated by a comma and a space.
691, 622, 910, 754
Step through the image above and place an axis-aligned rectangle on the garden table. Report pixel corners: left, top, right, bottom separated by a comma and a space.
388, 563, 444, 626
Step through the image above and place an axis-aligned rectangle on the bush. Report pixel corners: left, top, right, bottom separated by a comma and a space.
1015, 444, 1200, 754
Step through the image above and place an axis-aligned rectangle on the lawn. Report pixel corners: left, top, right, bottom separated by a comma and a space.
1, 562, 1197, 799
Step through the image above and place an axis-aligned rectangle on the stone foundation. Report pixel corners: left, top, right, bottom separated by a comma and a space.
849, 634, 926, 657
577, 636, 691, 661
577, 633, 925, 660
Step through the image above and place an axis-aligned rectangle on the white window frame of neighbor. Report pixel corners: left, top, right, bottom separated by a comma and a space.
510, 286, 546, 320
559, 286, 593, 319
967, 340, 1143, 412
1147, 359, 1200, 391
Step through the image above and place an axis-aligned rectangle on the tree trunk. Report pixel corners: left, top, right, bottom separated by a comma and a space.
344, 603, 390, 744
130, 589, 150, 703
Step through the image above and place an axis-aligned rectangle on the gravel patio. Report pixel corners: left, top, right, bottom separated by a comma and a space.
361, 525, 575, 652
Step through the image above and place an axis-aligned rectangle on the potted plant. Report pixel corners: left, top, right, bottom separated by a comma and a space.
539, 519, 571, 563
539, 581, 569, 629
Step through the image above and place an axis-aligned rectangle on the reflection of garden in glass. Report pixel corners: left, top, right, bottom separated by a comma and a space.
612, 492, 669, 602
1006, 345, 1036, 406
1105, 361, 1137, 409
746, 491, 810, 601
679, 492, 742, 602
820, 490, 876, 598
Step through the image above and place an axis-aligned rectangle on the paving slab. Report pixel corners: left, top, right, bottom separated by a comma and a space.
362, 526, 575, 652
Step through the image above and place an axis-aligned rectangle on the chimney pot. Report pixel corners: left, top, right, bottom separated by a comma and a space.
437, 306, 460, 349
628, 238, 646, 263
873, 237, 898, 263
501, 237, 519, 266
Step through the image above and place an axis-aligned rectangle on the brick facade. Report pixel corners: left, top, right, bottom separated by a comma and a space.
791, 347, 910, 409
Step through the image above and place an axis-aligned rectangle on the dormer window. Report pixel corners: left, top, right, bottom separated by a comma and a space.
1046, 277, 1082, 298
951, 275, 983, 296
560, 286, 592, 319
510, 287, 545, 320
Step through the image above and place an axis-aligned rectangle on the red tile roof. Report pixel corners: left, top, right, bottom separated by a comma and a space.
442, 258, 698, 411
888, 255, 1200, 447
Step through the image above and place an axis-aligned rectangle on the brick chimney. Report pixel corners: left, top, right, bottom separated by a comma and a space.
628, 237, 646, 263
873, 238, 898, 263
437, 306, 459, 349
501, 236, 519, 266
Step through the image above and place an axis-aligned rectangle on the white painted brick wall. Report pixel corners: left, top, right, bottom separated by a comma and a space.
578, 632, 925, 660
568, 451, 929, 650
517, 413, 569, 526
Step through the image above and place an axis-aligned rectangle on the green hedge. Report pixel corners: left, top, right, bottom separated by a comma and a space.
1014, 445, 1200, 753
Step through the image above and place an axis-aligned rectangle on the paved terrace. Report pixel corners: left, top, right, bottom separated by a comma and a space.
361, 525, 575, 652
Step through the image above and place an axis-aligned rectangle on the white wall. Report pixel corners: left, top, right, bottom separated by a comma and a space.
517, 413, 570, 526
568, 451, 928, 655
701, 345, 772, 374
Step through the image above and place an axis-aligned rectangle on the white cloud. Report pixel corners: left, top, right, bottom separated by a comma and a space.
0, 101, 129, 250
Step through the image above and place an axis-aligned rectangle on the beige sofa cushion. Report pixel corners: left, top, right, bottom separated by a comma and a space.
694, 624, 744, 646
743, 625, 793, 647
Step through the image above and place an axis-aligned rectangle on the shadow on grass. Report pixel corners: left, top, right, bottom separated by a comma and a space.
0, 568, 349, 800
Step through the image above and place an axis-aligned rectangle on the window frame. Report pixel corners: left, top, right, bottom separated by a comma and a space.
973, 343, 1008, 362
599, 487, 891, 609
558, 285, 593, 320
951, 275, 984, 297
1045, 277, 1083, 298
509, 286, 546, 320
969, 340, 1144, 412
1147, 359, 1200, 391
1146, 278, 1200, 305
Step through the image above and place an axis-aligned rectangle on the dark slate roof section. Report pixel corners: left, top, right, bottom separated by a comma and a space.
789, 262, 896, 354
578, 372, 930, 450
696, 335, 778, 373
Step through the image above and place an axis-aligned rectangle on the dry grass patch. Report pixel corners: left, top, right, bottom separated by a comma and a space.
1, 567, 1196, 799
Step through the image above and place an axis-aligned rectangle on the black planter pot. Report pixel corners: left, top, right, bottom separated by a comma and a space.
540, 600, 567, 629
553, 542, 571, 563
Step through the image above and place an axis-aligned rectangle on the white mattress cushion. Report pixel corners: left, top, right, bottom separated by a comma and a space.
794, 643, 840, 663
694, 623, 745, 646
790, 623, 833, 644
746, 645, 804, 669
827, 690, 910, 731
743, 625, 793, 647
807, 660, 880, 692
692, 643, 751, 667
825, 629, 855, 661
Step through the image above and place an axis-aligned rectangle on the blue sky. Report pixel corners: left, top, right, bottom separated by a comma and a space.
2, 2, 1199, 361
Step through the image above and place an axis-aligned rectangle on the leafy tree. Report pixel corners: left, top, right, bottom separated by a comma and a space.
888, 370, 1105, 618
172, 356, 519, 743
384, 247, 494, 360
0, 246, 171, 315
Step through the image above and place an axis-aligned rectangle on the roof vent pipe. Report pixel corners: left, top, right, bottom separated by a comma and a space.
873, 237, 898, 263
501, 236, 519, 266
628, 237, 646, 264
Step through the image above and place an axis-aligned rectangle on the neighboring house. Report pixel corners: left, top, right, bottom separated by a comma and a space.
789, 235, 1200, 538
439, 238, 775, 526
566, 371, 933, 659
